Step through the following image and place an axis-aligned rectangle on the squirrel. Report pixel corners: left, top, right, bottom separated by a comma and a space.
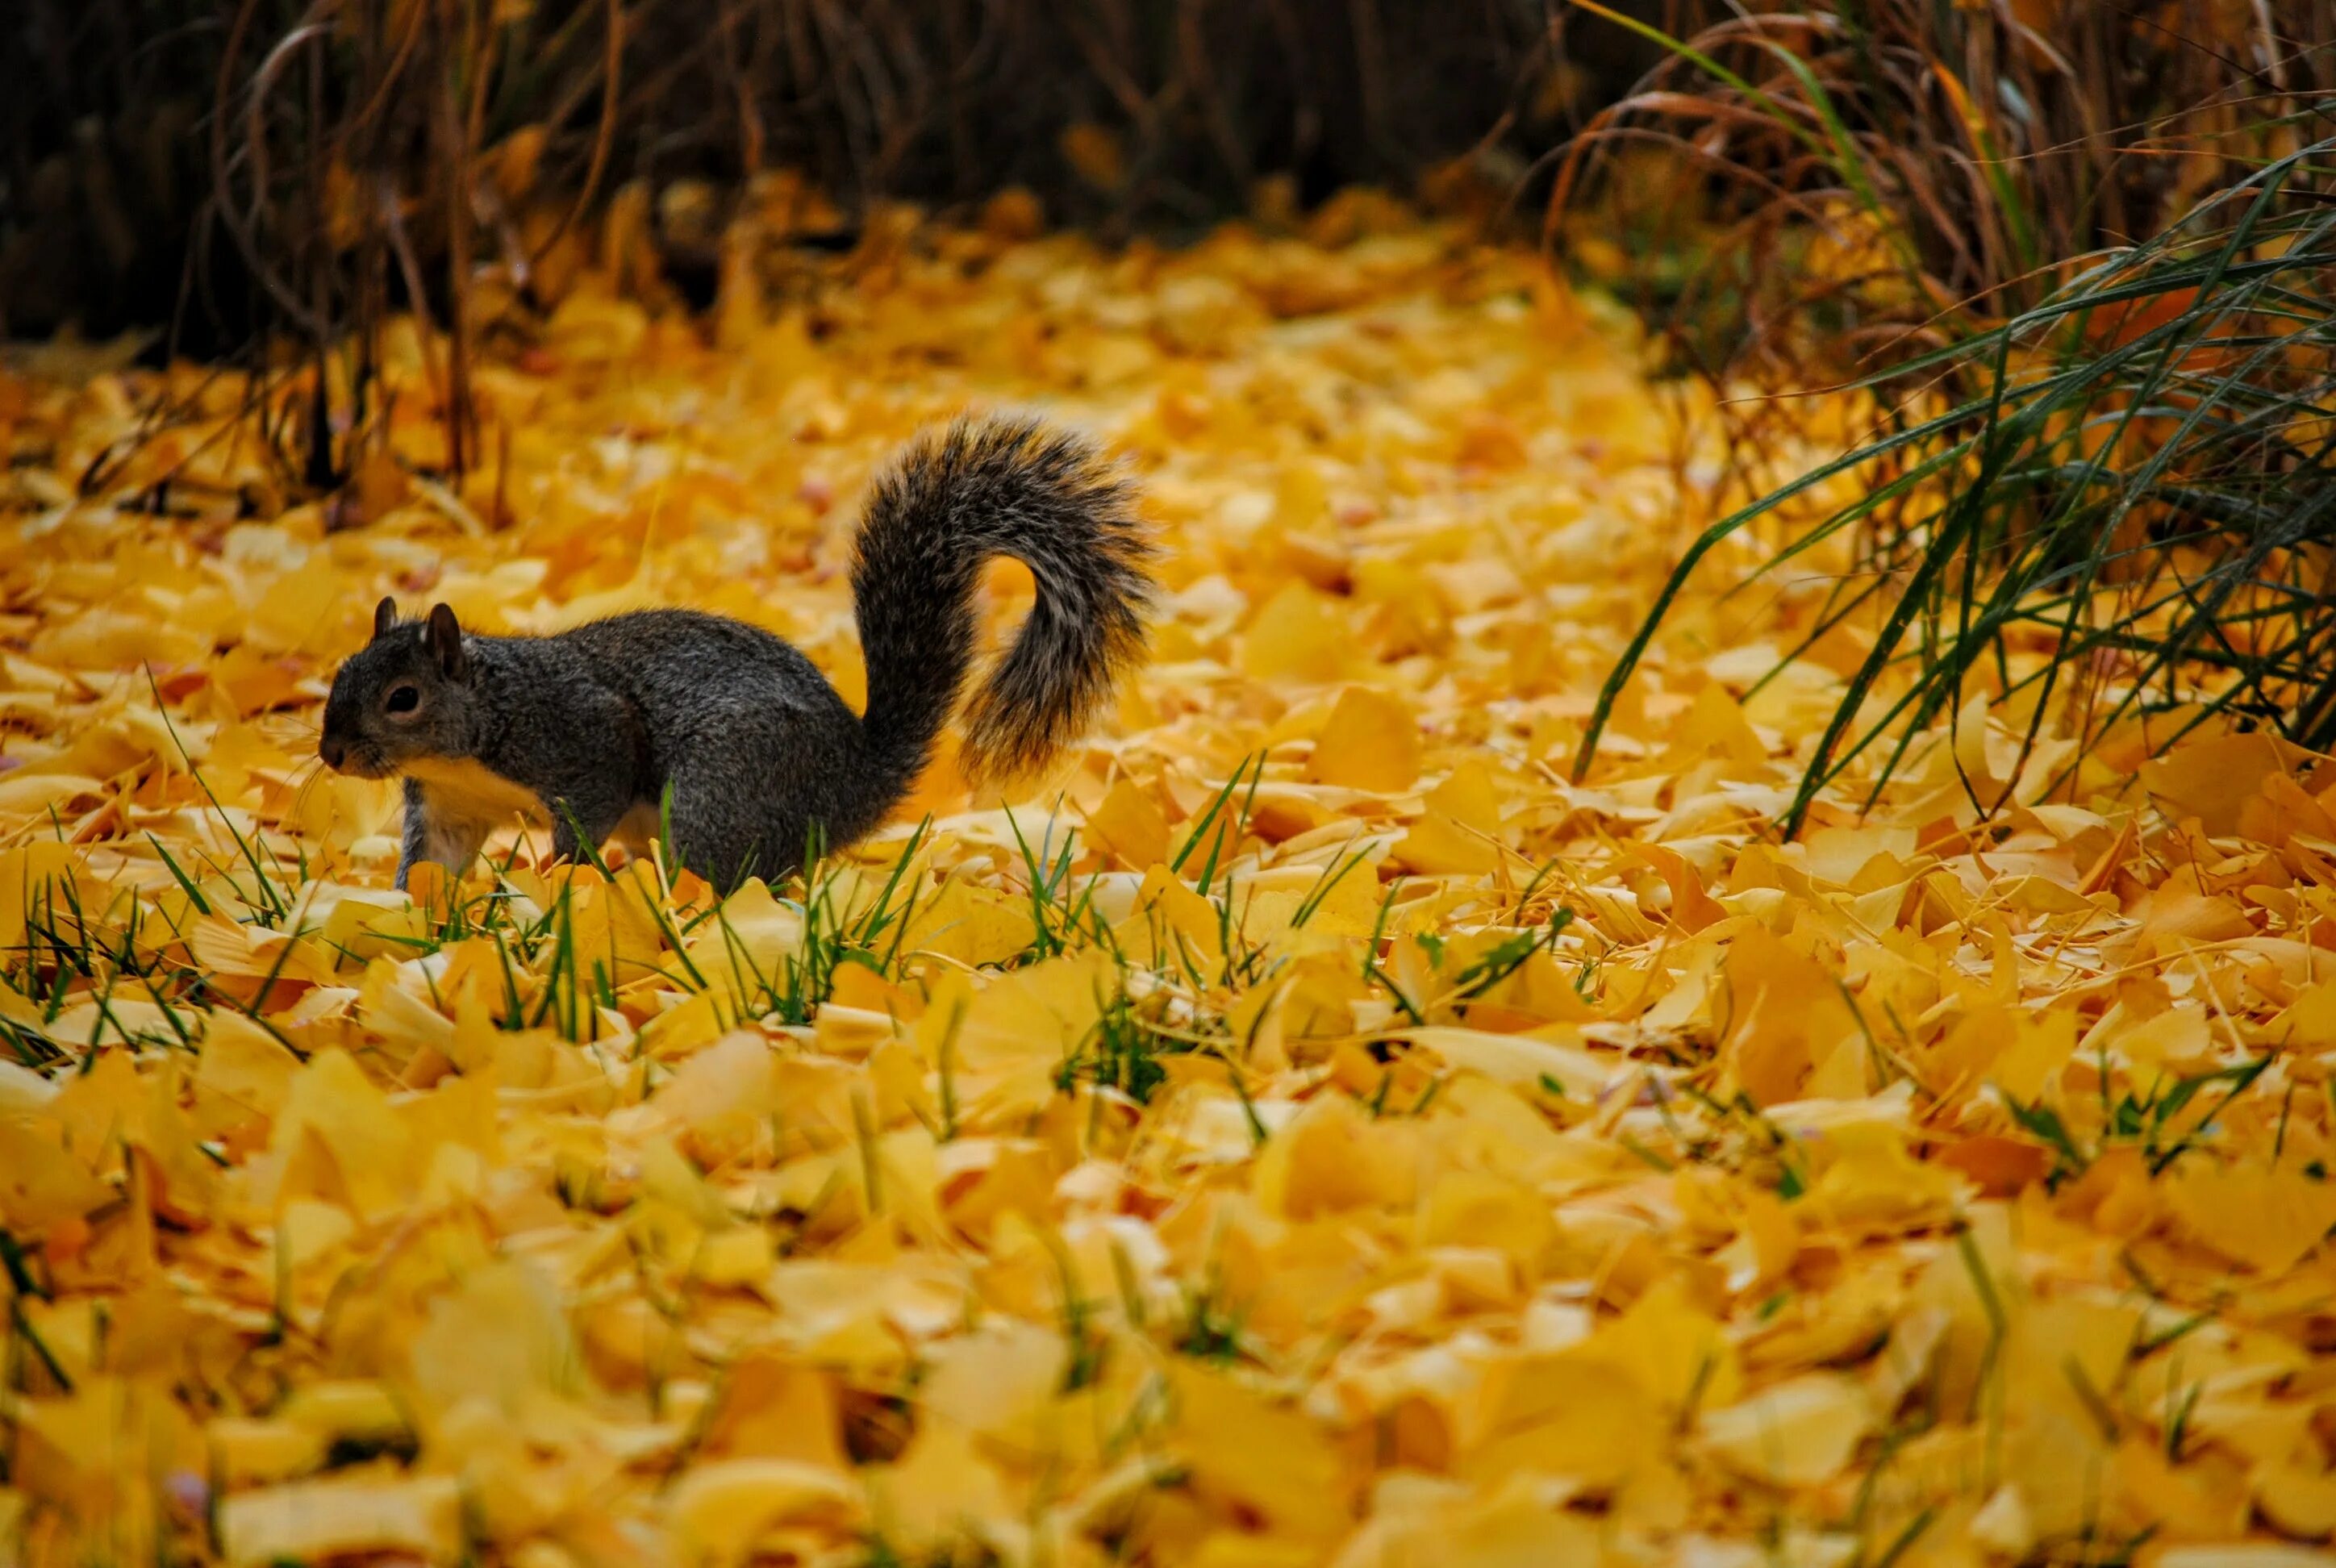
318, 415, 1157, 894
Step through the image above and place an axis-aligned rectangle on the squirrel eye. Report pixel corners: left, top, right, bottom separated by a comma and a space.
383, 684, 421, 715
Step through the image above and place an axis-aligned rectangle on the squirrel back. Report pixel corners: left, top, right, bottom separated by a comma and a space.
851, 415, 1157, 799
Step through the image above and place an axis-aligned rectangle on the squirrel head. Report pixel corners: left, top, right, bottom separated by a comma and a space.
319, 598, 478, 778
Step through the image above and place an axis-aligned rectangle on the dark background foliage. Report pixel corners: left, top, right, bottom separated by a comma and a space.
0, 0, 1679, 356
10, 1, 2322, 371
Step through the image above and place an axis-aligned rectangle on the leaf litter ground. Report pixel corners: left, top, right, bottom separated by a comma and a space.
4, 199, 2336, 1568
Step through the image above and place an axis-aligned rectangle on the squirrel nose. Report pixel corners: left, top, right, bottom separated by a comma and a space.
319, 736, 346, 770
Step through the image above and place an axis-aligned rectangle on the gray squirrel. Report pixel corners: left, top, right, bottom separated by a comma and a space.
317, 415, 1157, 893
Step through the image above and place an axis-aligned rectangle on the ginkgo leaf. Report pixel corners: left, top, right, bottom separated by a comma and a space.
1699, 1374, 1875, 1487
219, 1474, 463, 1567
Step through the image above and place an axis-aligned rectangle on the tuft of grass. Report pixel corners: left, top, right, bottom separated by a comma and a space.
1004, 809, 1110, 962
2004, 1053, 2275, 1189
1057, 980, 1174, 1105
1175, 1279, 1248, 1366
1552, 2, 2334, 391
677, 823, 936, 1030
1581, 131, 2336, 828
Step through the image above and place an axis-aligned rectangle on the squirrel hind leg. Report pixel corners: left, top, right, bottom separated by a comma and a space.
658, 765, 816, 896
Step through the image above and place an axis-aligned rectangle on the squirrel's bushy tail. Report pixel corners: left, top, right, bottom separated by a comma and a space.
850, 415, 1157, 791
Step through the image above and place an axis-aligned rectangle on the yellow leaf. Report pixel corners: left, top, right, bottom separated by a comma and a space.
242, 559, 352, 657
2270, 982, 2336, 1049
1699, 1374, 1874, 1487
918, 948, 1115, 1080
1665, 682, 1769, 769
1716, 925, 1861, 1107
1120, 863, 1226, 971
865, 1417, 1014, 1550
277, 1382, 409, 1449
1308, 686, 1420, 793
1625, 841, 1728, 933
1463, 1356, 1664, 1488
2167, 1161, 2336, 1275
654, 1030, 776, 1134
642, 990, 725, 1059
0, 1121, 110, 1230
1420, 1167, 1555, 1262
219, 1474, 463, 1567
1241, 581, 1355, 685
1254, 1094, 1419, 1219
1174, 1365, 1350, 1541
2150, 1551, 2336, 1568
317, 886, 425, 961
269, 1047, 415, 1224
0, 1057, 57, 1116
1335, 1472, 1604, 1567
206, 1418, 328, 1487
698, 1350, 849, 1467
693, 1224, 775, 1286
1580, 1274, 1742, 1413
903, 878, 1037, 966
2139, 731, 2309, 836
1799, 1120, 1967, 1236
683, 876, 805, 1007
195, 1010, 303, 1129
404, 1259, 577, 1424
1395, 1026, 1613, 1097
1425, 762, 1503, 836
1391, 811, 1498, 877
664, 1459, 863, 1567
1992, 1007, 2076, 1101
2254, 1460, 2336, 1541
1084, 776, 1170, 869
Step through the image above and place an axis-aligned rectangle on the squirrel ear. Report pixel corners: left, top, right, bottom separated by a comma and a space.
423, 603, 469, 681
372, 597, 398, 641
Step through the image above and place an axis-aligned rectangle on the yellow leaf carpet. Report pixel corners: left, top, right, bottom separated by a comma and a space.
3, 198, 2335, 1567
